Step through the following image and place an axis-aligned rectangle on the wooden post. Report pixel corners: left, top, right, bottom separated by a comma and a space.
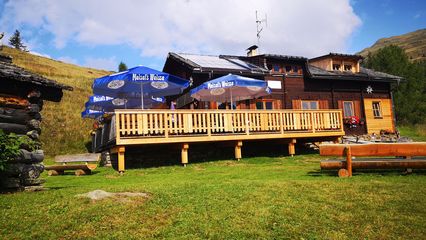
345, 146, 352, 177
111, 146, 126, 174
288, 139, 296, 157
181, 143, 189, 167
235, 140, 243, 161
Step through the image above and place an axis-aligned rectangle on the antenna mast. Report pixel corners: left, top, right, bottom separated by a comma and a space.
255, 10, 267, 53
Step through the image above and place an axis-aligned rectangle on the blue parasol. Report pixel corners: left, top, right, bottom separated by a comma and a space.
92, 66, 189, 109
84, 95, 164, 112
190, 74, 271, 108
81, 108, 104, 119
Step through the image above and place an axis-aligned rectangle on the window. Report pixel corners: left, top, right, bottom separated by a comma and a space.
285, 65, 292, 72
332, 64, 341, 71
372, 101, 382, 118
344, 64, 352, 71
301, 101, 318, 110
273, 64, 280, 72
256, 100, 274, 110
292, 66, 299, 74
343, 101, 354, 117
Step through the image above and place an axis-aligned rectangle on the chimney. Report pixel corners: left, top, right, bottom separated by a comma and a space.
246, 45, 258, 57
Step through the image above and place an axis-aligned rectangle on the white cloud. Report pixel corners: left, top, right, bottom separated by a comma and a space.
30, 51, 51, 58
83, 56, 117, 71
58, 56, 78, 65
1, 0, 361, 58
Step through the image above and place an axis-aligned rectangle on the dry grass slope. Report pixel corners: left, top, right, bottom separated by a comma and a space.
358, 28, 426, 62
1, 46, 111, 156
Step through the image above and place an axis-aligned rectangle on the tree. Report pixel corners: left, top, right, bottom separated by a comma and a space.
8, 30, 28, 51
118, 61, 128, 72
363, 45, 426, 125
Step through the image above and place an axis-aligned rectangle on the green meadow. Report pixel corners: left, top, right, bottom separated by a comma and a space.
1, 154, 425, 239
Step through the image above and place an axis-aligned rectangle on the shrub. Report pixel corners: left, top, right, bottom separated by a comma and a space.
0, 130, 36, 170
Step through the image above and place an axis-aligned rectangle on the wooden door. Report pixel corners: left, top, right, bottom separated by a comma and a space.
363, 98, 394, 134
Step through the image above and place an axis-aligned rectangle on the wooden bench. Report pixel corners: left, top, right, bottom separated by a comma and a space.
45, 153, 100, 176
320, 143, 426, 177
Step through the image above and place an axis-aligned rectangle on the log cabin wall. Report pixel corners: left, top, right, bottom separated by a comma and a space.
0, 54, 71, 191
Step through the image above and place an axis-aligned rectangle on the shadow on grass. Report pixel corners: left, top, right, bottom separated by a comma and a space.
110, 140, 319, 170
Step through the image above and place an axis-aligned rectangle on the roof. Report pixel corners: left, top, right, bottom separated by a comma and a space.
246, 45, 258, 51
0, 55, 73, 91
310, 52, 363, 62
168, 52, 268, 74
307, 64, 402, 82
253, 54, 307, 61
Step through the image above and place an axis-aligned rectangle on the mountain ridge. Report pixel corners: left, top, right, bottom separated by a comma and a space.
358, 28, 426, 62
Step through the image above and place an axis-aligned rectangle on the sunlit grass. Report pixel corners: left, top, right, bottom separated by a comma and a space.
398, 124, 426, 142
0, 155, 425, 239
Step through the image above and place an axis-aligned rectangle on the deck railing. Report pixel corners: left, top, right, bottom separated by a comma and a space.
113, 109, 344, 145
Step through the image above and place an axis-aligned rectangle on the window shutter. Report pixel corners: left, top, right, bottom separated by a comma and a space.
319, 100, 329, 109
337, 100, 343, 110
292, 99, 301, 109
354, 100, 361, 117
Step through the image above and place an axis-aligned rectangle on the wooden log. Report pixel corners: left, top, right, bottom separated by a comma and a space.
28, 104, 41, 113
321, 159, 426, 170
3, 163, 44, 178
0, 177, 21, 189
10, 149, 44, 164
0, 95, 29, 108
48, 170, 63, 176
45, 164, 97, 176
0, 122, 28, 134
0, 107, 40, 124
27, 119, 41, 130
320, 143, 426, 157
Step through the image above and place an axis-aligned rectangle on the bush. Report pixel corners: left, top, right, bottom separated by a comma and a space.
0, 130, 36, 170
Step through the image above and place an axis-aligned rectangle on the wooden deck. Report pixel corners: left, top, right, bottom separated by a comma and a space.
109, 109, 344, 172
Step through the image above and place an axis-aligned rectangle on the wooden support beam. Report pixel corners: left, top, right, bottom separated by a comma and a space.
111, 146, 126, 173
235, 140, 243, 161
345, 146, 352, 177
288, 139, 296, 157
181, 143, 189, 167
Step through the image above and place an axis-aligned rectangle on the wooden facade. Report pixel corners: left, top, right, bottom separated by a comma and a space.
163, 52, 402, 135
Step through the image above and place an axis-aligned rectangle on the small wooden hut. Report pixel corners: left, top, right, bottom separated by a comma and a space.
0, 54, 72, 191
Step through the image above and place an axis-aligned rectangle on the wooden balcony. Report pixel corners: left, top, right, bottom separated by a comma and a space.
108, 109, 344, 172
114, 109, 344, 144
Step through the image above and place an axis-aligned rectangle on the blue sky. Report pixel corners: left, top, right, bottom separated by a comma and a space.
0, 0, 425, 71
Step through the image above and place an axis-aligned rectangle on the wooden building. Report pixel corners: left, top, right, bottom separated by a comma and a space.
163, 50, 402, 135
0, 54, 72, 190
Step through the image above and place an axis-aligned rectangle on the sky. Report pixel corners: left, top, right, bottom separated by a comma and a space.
0, 0, 425, 71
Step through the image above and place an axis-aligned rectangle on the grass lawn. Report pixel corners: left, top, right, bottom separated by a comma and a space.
1, 154, 425, 239
398, 124, 426, 142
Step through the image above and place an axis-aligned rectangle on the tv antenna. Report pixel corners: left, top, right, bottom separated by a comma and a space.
256, 10, 267, 53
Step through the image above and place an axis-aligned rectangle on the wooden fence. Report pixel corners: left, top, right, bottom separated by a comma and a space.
114, 109, 344, 145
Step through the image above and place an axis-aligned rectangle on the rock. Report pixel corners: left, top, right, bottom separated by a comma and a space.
76, 190, 149, 201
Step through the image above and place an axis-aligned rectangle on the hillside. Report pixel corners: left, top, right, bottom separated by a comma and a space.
0, 46, 111, 156
358, 29, 426, 62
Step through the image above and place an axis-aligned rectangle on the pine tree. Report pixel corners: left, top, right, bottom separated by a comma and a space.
118, 61, 128, 72
363, 45, 426, 125
8, 30, 28, 51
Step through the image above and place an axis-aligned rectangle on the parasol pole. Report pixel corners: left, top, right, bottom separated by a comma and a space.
140, 82, 144, 110
230, 88, 233, 110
